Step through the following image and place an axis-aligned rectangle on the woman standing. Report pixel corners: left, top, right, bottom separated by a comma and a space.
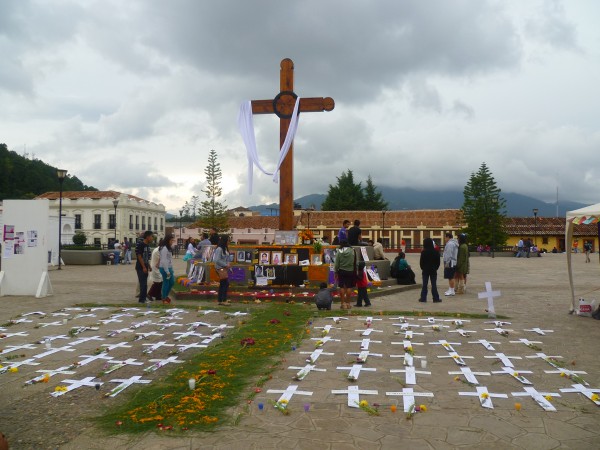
147, 238, 164, 301
159, 235, 176, 304
455, 234, 470, 294
334, 239, 356, 310
213, 235, 231, 305
419, 237, 441, 303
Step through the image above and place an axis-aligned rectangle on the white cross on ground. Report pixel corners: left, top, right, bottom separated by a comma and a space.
129, 320, 152, 330
438, 351, 473, 366
544, 368, 588, 385
390, 366, 431, 385
491, 366, 533, 385
389, 353, 424, 367
509, 338, 543, 348
478, 282, 501, 318
158, 322, 182, 330
511, 387, 561, 411
101, 342, 133, 351
197, 309, 219, 315
357, 316, 382, 322
422, 324, 450, 331
267, 384, 313, 406
142, 341, 175, 354
524, 327, 554, 336
526, 353, 564, 368
11, 318, 33, 324
332, 385, 378, 408
37, 321, 63, 328
176, 343, 208, 353
136, 310, 159, 316
448, 367, 490, 385
77, 353, 114, 366
110, 313, 134, 320
301, 349, 334, 364
73, 313, 97, 320
325, 316, 349, 324
211, 324, 234, 333
390, 341, 424, 354
418, 317, 444, 324
444, 318, 471, 326
392, 322, 420, 331
337, 364, 377, 381
0, 358, 40, 375
106, 375, 151, 397
0, 343, 37, 355
350, 338, 382, 350
100, 358, 144, 375
354, 328, 384, 336
386, 387, 434, 413
484, 353, 522, 368
62, 307, 84, 311
164, 308, 187, 315
134, 331, 164, 341
288, 363, 326, 381
145, 356, 184, 373
348, 350, 383, 364
201, 334, 221, 344
50, 376, 100, 397
429, 339, 461, 352
484, 327, 514, 336
69, 336, 106, 346
484, 320, 511, 327
69, 326, 100, 336
448, 329, 476, 338
315, 324, 341, 335
459, 386, 507, 409
226, 311, 248, 317
120, 308, 141, 312
99, 318, 123, 325
1, 332, 29, 339
89, 307, 110, 311
401, 330, 424, 340
51, 312, 71, 317
22, 311, 46, 317
173, 330, 209, 341
468, 339, 500, 351
107, 328, 134, 337
559, 384, 600, 405
311, 336, 341, 347
32, 345, 75, 360
186, 321, 212, 331
25, 365, 77, 384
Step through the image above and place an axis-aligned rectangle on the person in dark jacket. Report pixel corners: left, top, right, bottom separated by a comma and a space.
419, 237, 441, 303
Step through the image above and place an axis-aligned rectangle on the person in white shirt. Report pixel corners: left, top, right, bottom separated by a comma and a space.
159, 235, 175, 304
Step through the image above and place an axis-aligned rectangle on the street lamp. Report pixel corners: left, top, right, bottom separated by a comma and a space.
179, 209, 183, 244
491, 198, 498, 258
112, 199, 119, 244
533, 208, 539, 247
381, 209, 387, 247
56, 169, 67, 270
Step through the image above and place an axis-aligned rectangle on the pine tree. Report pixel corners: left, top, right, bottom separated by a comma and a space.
321, 170, 365, 211
461, 163, 507, 248
362, 175, 388, 210
197, 149, 229, 231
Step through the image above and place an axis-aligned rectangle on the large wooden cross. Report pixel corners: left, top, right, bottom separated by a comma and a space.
251, 58, 334, 230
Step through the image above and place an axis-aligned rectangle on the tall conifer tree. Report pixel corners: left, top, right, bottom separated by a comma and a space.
197, 149, 229, 231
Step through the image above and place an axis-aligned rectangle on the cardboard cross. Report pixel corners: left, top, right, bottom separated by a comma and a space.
51, 312, 71, 317
77, 353, 114, 366
197, 309, 219, 315
69, 336, 106, 346
201, 334, 221, 345
11, 318, 33, 324
422, 324, 450, 331
100, 358, 144, 375
186, 321, 212, 331
142, 341, 175, 354
484, 353, 522, 368
249, 58, 335, 230
438, 351, 473, 366
24, 365, 76, 384
468, 339, 500, 351
129, 320, 152, 330
288, 363, 326, 381
145, 356, 184, 373
526, 353, 564, 369
267, 384, 313, 406
509, 338, 543, 348
348, 350, 383, 364
478, 282, 501, 318
355, 328, 383, 336
73, 313, 96, 319
110, 313, 134, 320
0, 343, 37, 355
50, 376, 100, 397
158, 322, 183, 330
419, 317, 445, 324
459, 386, 507, 409
133, 331, 164, 341
524, 327, 554, 336
173, 330, 209, 341
332, 385, 378, 408
559, 383, 600, 405
62, 307, 84, 311
0, 358, 40, 375
107, 328, 134, 337
511, 387, 561, 411
226, 311, 248, 317
492, 366, 533, 385
390, 366, 431, 385
99, 318, 123, 325
301, 348, 334, 364
337, 364, 376, 381
402, 330, 424, 340
358, 316, 382, 322
350, 338, 382, 350
101, 341, 133, 351
390, 340, 424, 351
386, 388, 434, 413
37, 321, 63, 327
444, 319, 471, 326
136, 310, 159, 316
484, 320, 511, 327
32, 345, 75, 360
315, 324, 341, 334
22, 311, 46, 317
1, 332, 29, 339
69, 326, 99, 336
389, 353, 424, 367
38, 335, 69, 343
311, 336, 341, 347
106, 375, 151, 397
448, 367, 490, 385
325, 316, 349, 324
544, 368, 588, 385
89, 307, 109, 311
211, 324, 234, 333
162, 308, 187, 317
484, 327, 513, 336
429, 339, 461, 353
120, 308, 141, 312
448, 329, 476, 338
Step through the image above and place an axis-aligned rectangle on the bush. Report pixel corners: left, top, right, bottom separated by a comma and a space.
72, 231, 87, 246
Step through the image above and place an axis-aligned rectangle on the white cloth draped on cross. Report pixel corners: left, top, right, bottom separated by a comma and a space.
238, 98, 301, 194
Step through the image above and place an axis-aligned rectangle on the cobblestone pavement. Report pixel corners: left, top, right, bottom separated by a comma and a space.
1, 253, 599, 449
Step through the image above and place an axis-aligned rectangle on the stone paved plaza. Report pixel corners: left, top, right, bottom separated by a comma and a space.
1, 252, 599, 449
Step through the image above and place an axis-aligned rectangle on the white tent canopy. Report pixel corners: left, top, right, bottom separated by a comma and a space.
565, 202, 600, 312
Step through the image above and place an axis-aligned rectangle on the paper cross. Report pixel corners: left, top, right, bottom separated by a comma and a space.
129, 320, 153, 330
429, 339, 461, 352
142, 341, 175, 354
392, 322, 420, 331
144, 356, 184, 372
468, 339, 500, 351
51, 312, 71, 317
331, 385, 378, 408
448, 329, 476, 338
484, 320, 511, 327
89, 307, 110, 311
50, 376, 100, 397
288, 363, 326, 381
357, 316, 382, 322
69, 326, 100, 336
444, 319, 471, 326
38, 335, 69, 344
197, 309, 219, 315
173, 330, 209, 341
419, 317, 445, 324
355, 328, 384, 336
101, 342, 133, 351
511, 387, 561, 411
386, 387, 434, 413
226, 311, 248, 317
350, 338, 382, 350
448, 367, 490, 385
110, 313, 134, 320
24, 365, 77, 384
99, 318, 123, 325
32, 345, 75, 360
544, 368, 588, 385
301, 348, 334, 364
422, 324, 450, 331
164, 308, 187, 315
524, 327, 554, 336
62, 307, 84, 311
69, 336, 106, 346
0, 358, 40, 374
120, 308, 141, 312
438, 351, 473, 366
459, 386, 507, 409
186, 321, 212, 331
99, 358, 144, 375
136, 310, 159, 316
174, 343, 207, 354
201, 334, 221, 344
484, 353, 522, 368
11, 318, 33, 324
211, 324, 234, 333
133, 331, 164, 341
22, 311, 46, 317
402, 330, 424, 340
311, 336, 341, 347
491, 366, 533, 385
478, 282, 501, 318
1, 332, 29, 339
267, 384, 313, 406
526, 353, 564, 368
509, 338, 543, 348
559, 384, 600, 405
315, 324, 341, 334
337, 364, 377, 381
484, 327, 513, 336
390, 366, 431, 385
158, 322, 183, 330
389, 353, 424, 367
106, 375, 151, 397
348, 350, 383, 364
0, 343, 37, 355
77, 353, 114, 366
37, 321, 63, 328
73, 313, 97, 320
325, 316, 349, 324
107, 328, 134, 337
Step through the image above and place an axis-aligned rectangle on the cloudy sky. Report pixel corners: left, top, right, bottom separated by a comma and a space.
2, 0, 599, 214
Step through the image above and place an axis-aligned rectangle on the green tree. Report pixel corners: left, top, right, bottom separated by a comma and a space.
321, 170, 365, 211
362, 175, 388, 210
196, 149, 229, 231
72, 231, 87, 246
460, 163, 507, 248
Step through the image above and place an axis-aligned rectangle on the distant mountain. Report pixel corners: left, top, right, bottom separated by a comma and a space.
249, 187, 587, 218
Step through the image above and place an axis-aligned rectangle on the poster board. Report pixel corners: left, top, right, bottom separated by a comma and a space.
0, 200, 52, 297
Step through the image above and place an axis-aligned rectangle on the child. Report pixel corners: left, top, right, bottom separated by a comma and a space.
355, 261, 371, 307
313, 282, 336, 310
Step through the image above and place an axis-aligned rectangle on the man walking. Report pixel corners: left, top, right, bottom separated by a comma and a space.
443, 232, 459, 296
135, 231, 154, 304
516, 238, 524, 258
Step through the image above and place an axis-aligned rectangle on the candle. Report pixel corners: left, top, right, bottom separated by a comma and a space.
188, 378, 196, 390
390, 405, 397, 413
258, 402, 264, 411
303, 403, 310, 412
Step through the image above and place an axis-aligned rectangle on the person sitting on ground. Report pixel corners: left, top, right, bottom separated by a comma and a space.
391, 252, 416, 285
313, 282, 336, 310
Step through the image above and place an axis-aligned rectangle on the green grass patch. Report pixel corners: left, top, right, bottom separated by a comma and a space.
98, 303, 312, 433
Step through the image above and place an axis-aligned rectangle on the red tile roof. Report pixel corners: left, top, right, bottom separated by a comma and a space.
503, 217, 597, 236
36, 190, 157, 204
296, 210, 465, 228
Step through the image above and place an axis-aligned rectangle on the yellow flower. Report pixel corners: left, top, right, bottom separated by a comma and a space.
513, 372, 519, 377
8, 367, 18, 373
515, 402, 522, 411
454, 376, 460, 381
54, 385, 68, 392
591, 394, 599, 402
560, 372, 566, 377
279, 399, 288, 405
544, 395, 552, 401
481, 393, 489, 399
419, 404, 427, 412
359, 400, 368, 407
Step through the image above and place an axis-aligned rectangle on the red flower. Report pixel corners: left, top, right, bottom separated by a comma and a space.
269, 319, 281, 324
208, 369, 217, 375
240, 338, 255, 348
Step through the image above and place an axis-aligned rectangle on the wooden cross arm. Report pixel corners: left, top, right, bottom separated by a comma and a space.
251, 97, 335, 115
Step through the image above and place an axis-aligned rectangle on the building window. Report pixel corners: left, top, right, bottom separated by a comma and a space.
94, 214, 101, 230
109, 214, 116, 229
94, 238, 101, 246
148, 217, 151, 231
135, 215, 139, 230
75, 214, 82, 230
160, 218, 164, 231
248, 229, 251, 233
129, 215, 133, 230
142, 216, 146, 230
542, 237, 548, 245
154, 217, 157, 231
265, 228, 268, 233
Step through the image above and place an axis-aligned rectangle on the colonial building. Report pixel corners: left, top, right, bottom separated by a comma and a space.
35, 191, 166, 247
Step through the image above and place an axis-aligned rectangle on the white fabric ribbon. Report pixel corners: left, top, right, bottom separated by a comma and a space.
237, 97, 301, 194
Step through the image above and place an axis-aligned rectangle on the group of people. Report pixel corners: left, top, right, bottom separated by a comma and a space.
134, 231, 176, 304
111, 238, 133, 265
